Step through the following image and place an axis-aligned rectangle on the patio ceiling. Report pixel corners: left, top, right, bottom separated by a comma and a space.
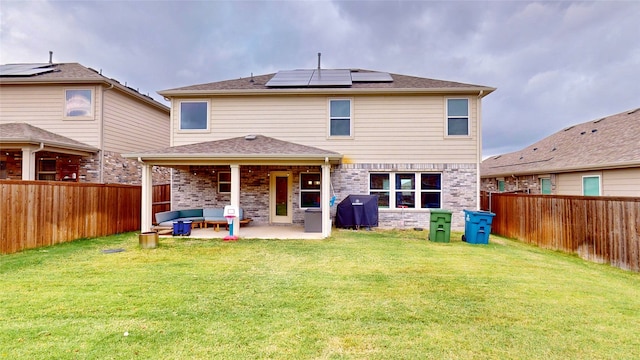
124, 135, 343, 166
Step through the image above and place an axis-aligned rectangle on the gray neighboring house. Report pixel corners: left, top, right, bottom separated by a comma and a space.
0, 61, 170, 184
481, 107, 640, 197
126, 67, 495, 237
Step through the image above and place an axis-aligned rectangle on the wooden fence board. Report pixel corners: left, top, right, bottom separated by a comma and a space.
1, 181, 171, 254
482, 192, 640, 272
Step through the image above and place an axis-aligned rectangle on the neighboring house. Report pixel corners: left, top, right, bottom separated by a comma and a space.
125, 67, 495, 236
481, 107, 640, 197
0, 61, 170, 184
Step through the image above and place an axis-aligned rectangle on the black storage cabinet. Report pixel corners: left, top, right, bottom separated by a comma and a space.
335, 194, 379, 229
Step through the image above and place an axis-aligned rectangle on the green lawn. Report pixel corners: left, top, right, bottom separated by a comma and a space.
1, 230, 639, 359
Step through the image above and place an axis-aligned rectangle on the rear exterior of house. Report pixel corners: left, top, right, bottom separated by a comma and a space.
481, 108, 640, 197
0, 62, 170, 184
127, 68, 494, 235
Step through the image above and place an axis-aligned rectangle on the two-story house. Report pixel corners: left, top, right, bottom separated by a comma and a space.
481, 107, 640, 196
126, 67, 494, 237
0, 60, 170, 184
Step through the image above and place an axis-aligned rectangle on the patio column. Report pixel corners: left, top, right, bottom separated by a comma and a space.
321, 164, 332, 237
230, 164, 240, 237
141, 163, 153, 233
21, 146, 36, 180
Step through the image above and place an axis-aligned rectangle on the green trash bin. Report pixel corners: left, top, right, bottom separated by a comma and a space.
428, 209, 452, 242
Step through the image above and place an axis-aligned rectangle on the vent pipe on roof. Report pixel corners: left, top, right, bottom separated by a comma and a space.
317, 52, 321, 70
49, 51, 53, 64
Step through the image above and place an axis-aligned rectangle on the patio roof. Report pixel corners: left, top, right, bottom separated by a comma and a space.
0, 122, 98, 154
124, 134, 342, 166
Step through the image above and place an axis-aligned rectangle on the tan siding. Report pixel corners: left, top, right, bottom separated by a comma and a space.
171, 94, 480, 164
103, 90, 170, 153
602, 168, 640, 196
0, 85, 101, 147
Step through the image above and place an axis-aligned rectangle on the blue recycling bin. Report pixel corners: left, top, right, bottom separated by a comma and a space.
172, 220, 193, 236
462, 210, 496, 244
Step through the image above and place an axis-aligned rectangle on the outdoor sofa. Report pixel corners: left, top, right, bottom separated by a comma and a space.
152, 208, 251, 233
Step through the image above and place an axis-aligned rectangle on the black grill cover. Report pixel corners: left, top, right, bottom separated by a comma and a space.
335, 194, 379, 228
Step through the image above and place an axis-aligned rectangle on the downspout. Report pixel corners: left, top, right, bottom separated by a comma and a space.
26, 142, 45, 180
476, 90, 484, 210
99, 83, 115, 183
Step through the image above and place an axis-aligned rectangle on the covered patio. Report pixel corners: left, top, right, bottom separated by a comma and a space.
125, 135, 342, 239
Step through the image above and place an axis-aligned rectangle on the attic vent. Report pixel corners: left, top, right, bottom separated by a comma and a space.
533, 147, 538, 151
494, 155, 501, 160
563, 126, 574, 131
245, 135, 257, 140
580, 131, 586, 135
593, 117, 606, 123
591, 129, 598, 133
628, 108, 640, 115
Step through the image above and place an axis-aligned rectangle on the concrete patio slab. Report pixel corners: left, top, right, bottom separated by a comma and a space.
160, 225, 325, 240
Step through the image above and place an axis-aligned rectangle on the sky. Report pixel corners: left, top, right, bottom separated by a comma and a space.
1, 0, 639, 158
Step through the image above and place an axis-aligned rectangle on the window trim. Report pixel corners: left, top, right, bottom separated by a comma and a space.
540, 177, 551, 195
299, 172, 322, 209
582, 175, 601, 196
369, 172, 443, 209
63, 88, 95, 120
178, 100, 210, 132
327, 98, 353, 139
445, 97, 470, 137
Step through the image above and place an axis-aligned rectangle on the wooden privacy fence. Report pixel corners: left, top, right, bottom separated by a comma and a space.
152, 183, 171, 217
1, 181, 147, 255
483, 192, 640, 272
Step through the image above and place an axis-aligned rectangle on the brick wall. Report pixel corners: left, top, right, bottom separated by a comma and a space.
481, 174, 557, 195
172, 162, 477, 230
81, 151, 170, 185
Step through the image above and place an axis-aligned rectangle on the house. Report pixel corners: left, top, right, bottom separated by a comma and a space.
0, 60, 170, 184
481, 107, 640, 196
125, 67, 495, 237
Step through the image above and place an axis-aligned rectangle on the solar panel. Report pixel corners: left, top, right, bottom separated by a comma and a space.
265, 69, 314, 87
351, 71, 393, 82
0, 63, 55, 76
308, 69, 352, 86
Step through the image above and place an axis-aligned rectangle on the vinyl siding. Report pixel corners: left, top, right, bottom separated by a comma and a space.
0, 84, 101, 147
103, 90, 170, 153
556, 168, 640, 196
171, 94, 480, 163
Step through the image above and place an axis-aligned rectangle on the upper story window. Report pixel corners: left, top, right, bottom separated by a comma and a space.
446, 98, 469, 136
329, 99, 352, 137
582, 175, 601, 196
180, 101, 209, 130
64, 89, 93, 119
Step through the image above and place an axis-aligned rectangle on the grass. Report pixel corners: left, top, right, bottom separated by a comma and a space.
1, 230, 639, 359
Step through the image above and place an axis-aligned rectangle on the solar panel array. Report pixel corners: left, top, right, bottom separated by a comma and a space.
266, 69, 393, 87
0, 63, 56, 77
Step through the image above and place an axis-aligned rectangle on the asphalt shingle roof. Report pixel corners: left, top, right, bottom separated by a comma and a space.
0, 123, 98, 152
481, 108, 640, 177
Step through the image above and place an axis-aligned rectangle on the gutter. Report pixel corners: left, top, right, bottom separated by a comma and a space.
481, 160, 640, 178
158, 86, 497, 97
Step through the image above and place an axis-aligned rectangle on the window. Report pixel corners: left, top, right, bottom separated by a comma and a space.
180, 101, 208, 130
369, 173, 442, 209
329, 99, 351, 137
583, 175, 600, 196
218, 172, 231, 193
300, 173, 321, 208
540, 178, 551, 195
65, 89, 93, 118
447, 98, 469, 136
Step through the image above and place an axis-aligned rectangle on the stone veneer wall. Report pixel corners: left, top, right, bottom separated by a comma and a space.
80, 151, 171, 185
481, 174, 557, 194
172, 163, 477, 230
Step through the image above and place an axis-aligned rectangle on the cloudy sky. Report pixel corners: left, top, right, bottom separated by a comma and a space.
1, 0, 638, 157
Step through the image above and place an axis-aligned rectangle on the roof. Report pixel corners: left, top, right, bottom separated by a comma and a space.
481, 107, 640, 177
0, 123, 98, 153
158, 69, 495, 97
0, 63, 169, 113
124, 135, 343, 165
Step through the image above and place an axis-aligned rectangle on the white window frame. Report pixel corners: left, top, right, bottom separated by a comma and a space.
582, 175, 601, 196
63, 88, 94, 120
218, 171, 231, 194
299, 172, 321, 209
445, 98, 470, 137
178, 100, 210, 131
369, 172, 443, 209
328, 98, 353, 138
540, 177, 551, 195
